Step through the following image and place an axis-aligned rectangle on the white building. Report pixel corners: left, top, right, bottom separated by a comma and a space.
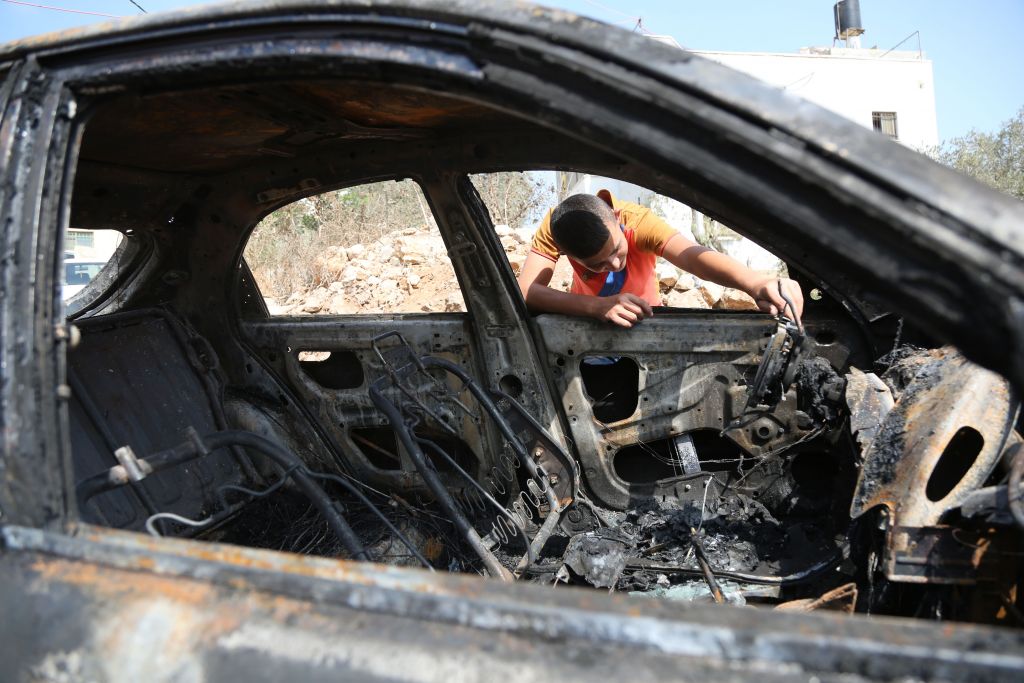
65, 228, 122, 260
560, 8, 939, 273
695, 46, 938, 152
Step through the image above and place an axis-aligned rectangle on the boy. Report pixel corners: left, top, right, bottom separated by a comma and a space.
517, 190, 803, 327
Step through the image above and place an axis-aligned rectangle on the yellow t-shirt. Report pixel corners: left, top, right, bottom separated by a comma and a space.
529, 190, 679, 305
529, 189, 677, 262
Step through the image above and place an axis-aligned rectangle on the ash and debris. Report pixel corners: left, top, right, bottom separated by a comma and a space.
549, 488, 837, 594
874, 345, 945, 399
795, 356, 846, 424
562, 528, 633, 588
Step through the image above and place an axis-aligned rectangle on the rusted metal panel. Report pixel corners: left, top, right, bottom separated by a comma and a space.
850, 348, 1015, 527
850, 348, 1018, 584
3, 523, 1024, 682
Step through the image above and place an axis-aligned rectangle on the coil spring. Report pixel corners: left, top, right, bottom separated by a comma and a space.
452, 443, 552, 550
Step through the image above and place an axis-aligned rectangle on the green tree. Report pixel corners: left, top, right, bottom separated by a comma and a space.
932, 107, 1024, 201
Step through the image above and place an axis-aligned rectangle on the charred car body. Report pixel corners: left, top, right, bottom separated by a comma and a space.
2, 1, 1024, 680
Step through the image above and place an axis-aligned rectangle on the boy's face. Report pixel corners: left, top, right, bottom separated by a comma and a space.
569, 220, 628, 274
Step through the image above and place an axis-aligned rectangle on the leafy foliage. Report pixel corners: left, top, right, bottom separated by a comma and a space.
245, 173, 552, 299
931, 107, 1024, 201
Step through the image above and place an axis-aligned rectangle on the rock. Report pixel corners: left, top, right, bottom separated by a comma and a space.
401, 228, 418, 236
663, 289, 710, 309
655, 261, 680, 291
388, 256, 401, 266
508, 254, 527, 275
377, 245, 395, 261
513, 227, 534, 245
340, 265, 363, 283
407, 273, 421, 288
327, 294, 359, 314
301, 287, 329, 313
366, 275, 381, 287
444, 293, 465, 312
379, 279, 399, 291
698, 281, 724, 306
500, 236, 519, 252
401, 254, 426, 265
494, 224, 513, 237
397, 234, 443, 259
328, 281, 344, 293
347, 244, 366, 257
673, 274, 697, 292
716, 288, 759, 311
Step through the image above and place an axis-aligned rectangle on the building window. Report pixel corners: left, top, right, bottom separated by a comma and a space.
67, 229, 95, 248
872, 112, 898, 140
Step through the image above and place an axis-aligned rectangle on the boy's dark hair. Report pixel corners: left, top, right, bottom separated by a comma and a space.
550, 194, 616, 258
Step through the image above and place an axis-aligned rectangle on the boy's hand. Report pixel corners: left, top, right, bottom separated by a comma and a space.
748, 277, 804, 318
590, 293, 654, 328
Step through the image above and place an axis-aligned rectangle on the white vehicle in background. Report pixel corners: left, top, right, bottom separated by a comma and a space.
62, 258, 107, 301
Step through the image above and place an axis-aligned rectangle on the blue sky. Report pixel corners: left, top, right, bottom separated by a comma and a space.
1, 0, 1020, 141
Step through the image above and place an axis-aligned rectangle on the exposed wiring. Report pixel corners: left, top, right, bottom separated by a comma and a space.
1, 0, 119, 18
145, 512, 213, 537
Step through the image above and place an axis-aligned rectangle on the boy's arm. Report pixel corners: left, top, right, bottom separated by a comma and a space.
516, 251, 652, 328
660, 233, 804, 317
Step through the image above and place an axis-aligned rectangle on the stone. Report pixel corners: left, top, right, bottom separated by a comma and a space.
716, 288, 760, 311
340, 265, 363, 283
301, 287, 329, 313
379, 279, 399, 290
494, 224, 513, 237
347, 243, 366, 257
407, 273, 422, 288
698, 281, 724, 306
500, 236, 519, 252
673, 274, 697, 292
444, 293, 465, 312
512, 227, 534, 245
327, 294, 359, 314
663, 289, 710, 309
655, 261, 680, 291
508, 254, 527, 275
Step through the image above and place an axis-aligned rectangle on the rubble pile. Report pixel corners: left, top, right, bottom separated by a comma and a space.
261, 224, 762, 315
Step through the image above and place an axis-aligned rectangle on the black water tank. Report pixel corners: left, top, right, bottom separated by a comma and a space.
834, 0, 864, 39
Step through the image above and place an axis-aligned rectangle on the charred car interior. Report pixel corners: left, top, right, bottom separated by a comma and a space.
3, 1, 1024, 680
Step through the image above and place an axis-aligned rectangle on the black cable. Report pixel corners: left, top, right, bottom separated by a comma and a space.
127, 0, 146, 12
306, 469, 434, 570
77, 430, 371, 562
370, 382, 513, 581
416, 436, 535, 565
1007, 443, 1024, 530
201, 431, 370, 561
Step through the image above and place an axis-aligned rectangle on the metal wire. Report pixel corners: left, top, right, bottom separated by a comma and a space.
145, 512, 213, 537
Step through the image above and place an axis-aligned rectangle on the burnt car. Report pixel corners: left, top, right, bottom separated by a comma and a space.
1, 1, 1024, 680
